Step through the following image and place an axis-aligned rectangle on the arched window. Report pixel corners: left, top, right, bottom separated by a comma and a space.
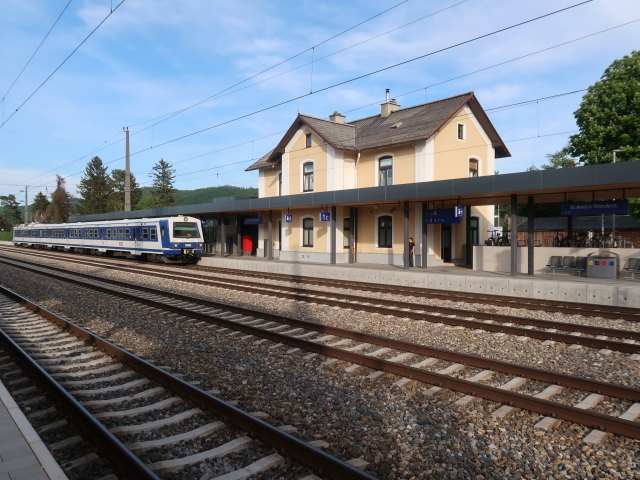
378, 155, 393, 186
377, 215, 392, 248
303, 217, 314, 247
469, 158, 479, 177
303, 162, 314, 192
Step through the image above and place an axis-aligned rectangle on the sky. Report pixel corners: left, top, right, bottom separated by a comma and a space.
0, 0, 639, 205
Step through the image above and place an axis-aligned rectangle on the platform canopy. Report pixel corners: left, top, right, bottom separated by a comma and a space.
72, 161, 640, 222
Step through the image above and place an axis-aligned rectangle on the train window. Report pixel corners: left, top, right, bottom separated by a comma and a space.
125, 228, 130, 238
142, 228, 149, 240
150, 228, 157, 240
161, 226, 165, 237
173, 222, 199, 238
94, 229, 99, 238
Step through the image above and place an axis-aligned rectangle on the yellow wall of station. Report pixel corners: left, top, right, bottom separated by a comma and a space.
287, 130, 327, 195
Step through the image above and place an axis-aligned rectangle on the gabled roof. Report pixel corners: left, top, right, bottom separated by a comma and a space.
246, 91, 510, 171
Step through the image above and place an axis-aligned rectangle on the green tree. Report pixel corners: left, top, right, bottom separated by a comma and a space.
540, 145, 577, 169
109, 169, 141, 211
31, 192, 50, 222
150, 159, 176, 207
45, 175, 72, 223
0, 194, 22, 229
77, 156, 113, 214
135, 189, 157, 210
568, 50, 639, 164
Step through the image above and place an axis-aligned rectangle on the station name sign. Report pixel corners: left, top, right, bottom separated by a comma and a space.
424, 206, 464, 224
560, 200, 628, 216
243, 217, 263, 225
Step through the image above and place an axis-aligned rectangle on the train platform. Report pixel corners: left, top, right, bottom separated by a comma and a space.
199, 254, 640, 309
0, 380, 67, 480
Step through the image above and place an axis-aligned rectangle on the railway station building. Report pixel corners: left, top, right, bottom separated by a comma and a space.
70, 91, 640, 275
245, 91, 510, 266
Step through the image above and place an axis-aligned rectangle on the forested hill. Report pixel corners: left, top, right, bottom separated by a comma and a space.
174, 185, 258, 205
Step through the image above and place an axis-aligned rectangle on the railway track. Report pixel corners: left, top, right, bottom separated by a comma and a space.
200, 265, 640, 322
1, 255, 639, 442
3, 245, 639, 322
0, 285, 376, 479
2, 249, 639, 354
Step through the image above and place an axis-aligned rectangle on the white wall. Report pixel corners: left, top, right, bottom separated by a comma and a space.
474, 246, 640, 275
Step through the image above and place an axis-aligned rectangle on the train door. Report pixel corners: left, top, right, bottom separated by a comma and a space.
441, 224, 452, 263
134, 225, 143, 254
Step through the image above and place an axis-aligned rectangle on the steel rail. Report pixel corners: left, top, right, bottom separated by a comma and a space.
2, 255, 639, 402
2, 255, 638, 354
0, 289, 160, 480
204, 265, 640, 321
0, 283, 377, 479
3, 246, 639, 321
104, 262, 640, 342
2, 258, 640, 440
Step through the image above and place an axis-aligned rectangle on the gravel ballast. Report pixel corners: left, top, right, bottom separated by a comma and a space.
0, 252, 638, 480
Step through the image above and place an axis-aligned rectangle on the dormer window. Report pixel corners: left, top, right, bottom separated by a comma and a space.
305, 133, 312, 148
457, 123, 466, 140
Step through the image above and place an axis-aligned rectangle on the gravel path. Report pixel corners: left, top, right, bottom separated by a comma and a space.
0, 253, 638, 480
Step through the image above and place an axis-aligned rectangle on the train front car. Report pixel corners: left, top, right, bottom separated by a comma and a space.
161, 216, 204, 264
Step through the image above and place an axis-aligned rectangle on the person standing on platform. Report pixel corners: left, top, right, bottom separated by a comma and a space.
408, 237, 415, 267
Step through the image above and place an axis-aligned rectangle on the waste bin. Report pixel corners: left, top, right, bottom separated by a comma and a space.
586, 252, 618, 279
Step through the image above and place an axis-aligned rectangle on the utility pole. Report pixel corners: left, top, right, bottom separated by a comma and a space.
124, 127, 131, 212
24, 185, 28, 224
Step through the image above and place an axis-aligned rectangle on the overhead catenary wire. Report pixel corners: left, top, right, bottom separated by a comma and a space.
20, 86, 590, 195
13, 0, 606, 192
14, 0, 417, 186
120, 1, 595, 161
9, 0, 605, 195
1, 0, 73, 109
0, 0, 127, 130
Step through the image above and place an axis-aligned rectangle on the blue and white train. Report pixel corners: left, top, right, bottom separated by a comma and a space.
12, 216, 205, 264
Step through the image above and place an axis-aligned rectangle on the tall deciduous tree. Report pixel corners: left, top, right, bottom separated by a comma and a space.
109, 169, 141, 211
150, 159, 176, 207
77, 156, 113, 214
540, 145, 577, 170
31, 192, 50, 222
568, 50, 639, 164
45, 175, 72, 223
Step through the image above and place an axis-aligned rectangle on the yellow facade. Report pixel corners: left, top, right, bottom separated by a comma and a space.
434, 107, 492, 180
262, 166, 280, 198
287, 129, 327, 195
284, 208, 329, 253
251, 93, 507, 264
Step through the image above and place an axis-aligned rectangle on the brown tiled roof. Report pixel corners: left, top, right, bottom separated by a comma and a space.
245, 91, 509, 171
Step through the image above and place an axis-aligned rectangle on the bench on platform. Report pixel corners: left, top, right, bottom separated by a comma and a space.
545, 256, 587, 276
623, 257, 640, 280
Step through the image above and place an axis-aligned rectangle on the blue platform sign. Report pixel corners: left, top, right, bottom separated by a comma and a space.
285, 214, 292, 223
561, 200, 628, 216
425, 208, 463, 224
243, 217, 263, 225
320, 212, 331, 222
